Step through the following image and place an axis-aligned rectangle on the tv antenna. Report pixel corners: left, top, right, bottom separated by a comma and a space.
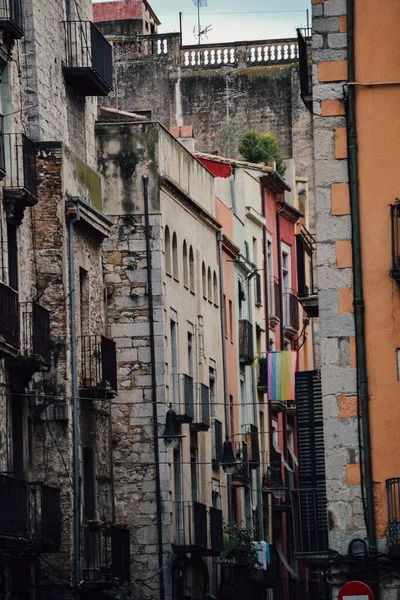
192, 0, 208, 45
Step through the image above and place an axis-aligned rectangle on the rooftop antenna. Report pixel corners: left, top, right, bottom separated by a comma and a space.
192, 0, 208, 45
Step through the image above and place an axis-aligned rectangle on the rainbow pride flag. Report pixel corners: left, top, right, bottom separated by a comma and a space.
267, 351, 297, 401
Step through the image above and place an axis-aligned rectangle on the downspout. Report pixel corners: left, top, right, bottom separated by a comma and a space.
217, 230, 233, 524
68, 199, 81, 587
143, 175, 166, 600
346, 0, 377, 559
276, 206, 285, 349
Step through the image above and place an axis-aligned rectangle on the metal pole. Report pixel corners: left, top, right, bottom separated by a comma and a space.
68, 200, 81, 589
143, 175, 166, 600
217, 230, 233, 523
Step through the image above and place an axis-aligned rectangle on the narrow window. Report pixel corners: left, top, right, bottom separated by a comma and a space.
213, 271, 218, 306
207, 267, 212, 302
223, 294, 227, 336
83, 447, 96, 520
165, 226, 171, 275
79, 267, 89, 336
189, 246, 195, 293
172, 232, 179, 280
188, 331, 194, 377
209, 364, 216, 418
183, 240, 188, 288
229, 300, 233, 341
7, 222, 18, 291
202, 262, 207, 299
190, 432, 198, 503
170, 317, 179, 408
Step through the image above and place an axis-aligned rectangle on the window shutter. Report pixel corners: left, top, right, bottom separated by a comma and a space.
255, 272, 262, 304
249, 424, 260, 469
295, 370, 328, 553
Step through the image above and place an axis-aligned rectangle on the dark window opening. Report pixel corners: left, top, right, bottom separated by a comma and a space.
83, 447, 96, 520
7, 222, 18, 291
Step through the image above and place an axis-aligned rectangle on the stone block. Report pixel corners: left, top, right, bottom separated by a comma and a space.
338, 396, 358, 418
315, 158, 348, 187
321, 99, 345, 116
314, 128, 335, 160
327, 33, 347, 48
331, 182, 350, 215
313, 82, 347, 101
314, 49, 348, 62
318, 60, 348, 82
316, 242, 336, 268
313, 16, 340, 33
335, 126, 348, 158
321, 365, 357, 396
338, 288, 353, 313
324, 0, 346, 16
336, 240, 352, 268
319, 311, 355, 337
316, 213, 351, 243
312, 34, 324, 49
312, 4, 324, 17
321, 337, 339, 366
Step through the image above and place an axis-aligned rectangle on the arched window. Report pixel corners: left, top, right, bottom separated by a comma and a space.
213, 271, 218, 306
183, 240, 188, 288
189, 246, 195, 293
207, 267, 212, 302
202, 262, 207, 298
172, 232, 179, 280
165, 226, 171, 275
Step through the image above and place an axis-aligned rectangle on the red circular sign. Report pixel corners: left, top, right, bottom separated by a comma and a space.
339, 581, 373, 600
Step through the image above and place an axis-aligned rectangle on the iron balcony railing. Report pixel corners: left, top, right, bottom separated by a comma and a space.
80, 335, 118, 397
232, 441, 251, 485
291, 488, 329, 557
28, 483, 61, 552
0, 474, 28, 539
172, 501, 223, 555
0, 0, 23, 39
4, 133, 38, 202
238, 319, 254, 365
0, 281, 19, 352
20, 302, 51, 365
386, 478, 400, 553
284, 289, 299, 331
63, 21, 113, 96
82, 522, 130, 585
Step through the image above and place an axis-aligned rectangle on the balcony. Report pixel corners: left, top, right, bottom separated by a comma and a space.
173, 373, 194, 424
386, 478, 400, 555
297, 28, 312, 112
291, 488, 329, 563
268, 277, 281, 330
10, 301, 51, 372
0, 0, 23, 41
80, 335, 118, 399
283, 289, 299, 338
3, 134, 38, 225
0, 475, 28, 543
232, 441, 251, 486
239, 319, 254, 366
297, 229, 318, 318
63, 21, 113, 96
82, 523, 130, 587
0, 281, 19, 357
257, 355, 268, 391
212, 419, 223, 465
28, 483, 61, 552
191, 382, 211, 432
0, 476, 61, 553
172, 501, 223, 556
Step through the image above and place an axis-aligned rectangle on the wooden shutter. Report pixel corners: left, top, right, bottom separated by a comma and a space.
295, 370, 328, 553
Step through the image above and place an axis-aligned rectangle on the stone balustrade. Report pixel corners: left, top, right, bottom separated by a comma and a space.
112, 33, 300, 69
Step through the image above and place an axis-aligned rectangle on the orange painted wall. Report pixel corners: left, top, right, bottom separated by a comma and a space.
355, 0, 400, 536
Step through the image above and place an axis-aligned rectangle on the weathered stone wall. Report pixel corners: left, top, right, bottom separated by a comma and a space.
23, 0, 98, 166
312, 0, 363, 571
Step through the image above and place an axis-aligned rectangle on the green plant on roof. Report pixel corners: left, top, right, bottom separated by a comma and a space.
238, 130, 285, 176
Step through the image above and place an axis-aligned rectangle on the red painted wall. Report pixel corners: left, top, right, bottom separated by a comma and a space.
197, 157, 232, 179
93, 0, 142, 22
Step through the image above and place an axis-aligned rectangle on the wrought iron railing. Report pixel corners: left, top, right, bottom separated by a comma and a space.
387, 478, 400, 552
291, 488, 329, 556
63, 21, 113, 93
0, 281, 19, 350
0, 474, 28, 539
3, 133, 38, 200
172, 501, 223, 554
20, 302, 51, 364
28, 483, 61, 551
82, 522, 130, 585
0, 0, 23, 39
239, 319, 254, 365
80, 335, 118, 396
284, 290, 299, 331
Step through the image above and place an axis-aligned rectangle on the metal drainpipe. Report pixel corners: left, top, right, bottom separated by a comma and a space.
346, 0, 378, 568
246, 268, 263, 536
143, 176, 165, 600
217, 230, 233, 524
68, 199, 81, 588
276, 205, 285, 349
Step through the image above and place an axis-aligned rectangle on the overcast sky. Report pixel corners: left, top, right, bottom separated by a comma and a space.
93, 0, 311, 44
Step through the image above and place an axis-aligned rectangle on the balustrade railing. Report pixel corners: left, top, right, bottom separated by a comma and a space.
172, 501, 223, 554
